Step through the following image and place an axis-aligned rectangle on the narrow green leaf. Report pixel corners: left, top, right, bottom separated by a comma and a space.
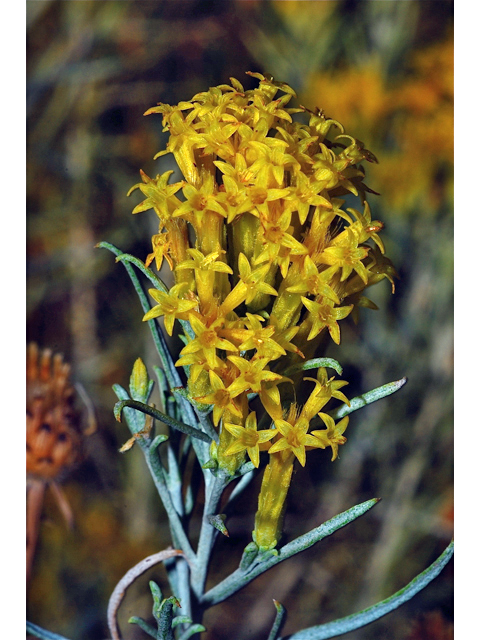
97, 242, 181, 393
26, 622, 72, 640
150, 580, 163, 610
184, 483, 194, 515
201, 498, 380, 607
283, 358, 343, 377
114, 252, 168, 292
282, 540, 454, 640
150, 435, 170, 450
330, 377, 408, 420
114, 399, 211, 443
128, 616, 157, 639
172, 616, 193, 628
113, 383, 146, 435
278, 499, 381, 560
177, 624, 207, 640
267, 600, 287, 640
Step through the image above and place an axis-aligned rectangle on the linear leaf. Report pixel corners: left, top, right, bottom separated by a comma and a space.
114, 399, 211, 443
177, 625, 207, 640
330, 377, 407, 420
128, 617, 157, 639
26, 622, 72, 640
267, 600, 287, 640
97, 241, 181, 392
283, 358, 343, 377
113, 383, 146, 434
114, 252, 168, 292
282, 540, 454, 639
201, 498, 380, 607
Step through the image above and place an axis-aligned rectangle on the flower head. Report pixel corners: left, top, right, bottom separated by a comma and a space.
268, 404, 324, 467
143, 284, 197, 335
311, 413, 349, 461
301, 297, 353, 343
180, 314, 237, 370
195, 371, 243, 427
224, 412, 277, 468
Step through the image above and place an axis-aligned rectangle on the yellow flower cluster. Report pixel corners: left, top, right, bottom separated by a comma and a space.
129, 72, 395, 549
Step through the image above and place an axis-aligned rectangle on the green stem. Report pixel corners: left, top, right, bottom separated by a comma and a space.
145, 436, 197, 567
191, 472, 230, 600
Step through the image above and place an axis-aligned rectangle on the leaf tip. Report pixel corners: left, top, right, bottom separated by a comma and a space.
113, 402, 124, 422
273, 598, 285, 610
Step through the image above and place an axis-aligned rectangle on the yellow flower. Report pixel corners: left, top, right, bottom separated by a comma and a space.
347, 202, 385, 254
194, 370, 243, 427
145, 106, 206, 187
267, 315, 304, 357
128, 169, 183, 223
175, 349, 220, 384
247, 140, 300, 189
173, 181, 227, 230
268, 406, 324, 467
285, 255, 340, 303
179, 314, 238, 370
226, 313, 287, 360
216, 174, 255, 224
176, 248, 233, 306
312, 143, 359, 194
285, 170, 333, 225
127, 70, 399, 546
145, 232, 173, 271
176, 248, 233, 275
143, 284, 197, 335
301, 367, 350, 420
311, 413, 349, 461
224, 412, 277, 468
319, 228, 370, 284
219, 253, 278, 315
255, 209, 308, 270
227, 355, 284, 396
301, 297, 353, 343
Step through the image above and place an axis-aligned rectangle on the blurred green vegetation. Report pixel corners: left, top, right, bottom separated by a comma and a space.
27, 2, 453, 639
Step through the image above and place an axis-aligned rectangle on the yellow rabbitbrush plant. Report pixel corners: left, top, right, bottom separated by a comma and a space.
47, 70, 453, 640
128, 71, 396, 550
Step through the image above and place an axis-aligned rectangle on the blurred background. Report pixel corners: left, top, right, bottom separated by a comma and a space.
26, 1, 453, 639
